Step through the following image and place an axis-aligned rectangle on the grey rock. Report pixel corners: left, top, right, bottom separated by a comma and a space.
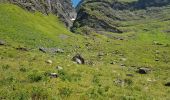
39, 47, 64, 54
49, 73, 58, 78
56, 66, 63, 70
72, 54, 85, 64
0, 40, 5, 45
138, 67, 151, 74
46, 60, 53, 64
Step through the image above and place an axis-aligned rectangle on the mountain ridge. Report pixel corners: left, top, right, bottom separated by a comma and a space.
72, 0, 170, 34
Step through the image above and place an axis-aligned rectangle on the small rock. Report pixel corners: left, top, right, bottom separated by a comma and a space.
56, 66, 63, 70
49, 73, 58, 78
138, 67, 151, 74
155, 59, 159, 61
120, 64, 126, 67
0, 40, 5, 45
153, 41, 163, 45
39, 47, 64, 53
72, 54, 85, 64
120, 58, 127, 61
39, 47, 47, 53
165, 82, 170, 87
16, 47, 29, 51
126, 74, 134, 77
110, 62, 116, 65
98, 52, 105, 57
46, 60, 52, 64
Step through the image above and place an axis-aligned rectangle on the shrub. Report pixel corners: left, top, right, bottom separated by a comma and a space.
59, 87, 72, 97
28, 72, 43, 82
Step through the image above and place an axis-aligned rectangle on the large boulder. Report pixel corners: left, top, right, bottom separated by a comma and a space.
72, 54, 85, 64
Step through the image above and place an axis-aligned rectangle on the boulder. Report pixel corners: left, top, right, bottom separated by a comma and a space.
138, 67, 151, 74
49, 73, 58, 78
0, 40, 5, 45
46, 60, 52, 64
165, 82, 170, 87
56, 66, 63, 70
72, 54, 85, 64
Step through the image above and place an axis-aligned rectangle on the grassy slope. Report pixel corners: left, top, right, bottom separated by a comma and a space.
0, 3, 170, 100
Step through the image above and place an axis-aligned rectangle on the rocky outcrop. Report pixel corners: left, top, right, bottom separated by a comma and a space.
72, 0, 170, 34
3, 0, 76, 28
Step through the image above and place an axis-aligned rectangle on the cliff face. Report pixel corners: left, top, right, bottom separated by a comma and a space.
2, 0, 77, 28
72, 0, 170, 34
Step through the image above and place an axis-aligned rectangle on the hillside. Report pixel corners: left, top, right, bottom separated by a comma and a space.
0, 1, 170, 100
72, 0, 170, 34
1, 0, 77, 28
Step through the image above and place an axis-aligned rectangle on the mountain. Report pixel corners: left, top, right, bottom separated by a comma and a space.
0, 0, 77, 28
72, 0, 170, 34
0, 0, 170, 100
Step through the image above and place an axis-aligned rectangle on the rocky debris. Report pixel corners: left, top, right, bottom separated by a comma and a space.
0, 40, 5, 45
137, 67, 151, 74
39, 47, 64, 54
16, 47, 29, 51
165, 82, 170, 87
49, 73, 58, 78
56, 66, 63, 70
72, 54, 85, 64
46, 60, 52, 64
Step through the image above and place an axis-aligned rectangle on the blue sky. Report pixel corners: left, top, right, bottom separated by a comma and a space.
72, 0, 81, 7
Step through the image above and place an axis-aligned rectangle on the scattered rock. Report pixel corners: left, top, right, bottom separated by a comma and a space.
120, 64, 126, 67
0, 40, 5, 45
49, 73, 58, 78
110, 61, 116, 65
155, 59, 159, 61
46, 60, 53, 64
126, 74, 134, 77
56, 66, 63, 70
39, 47, 64, 53
72, 54, 85, 64
165, 82, 170, 87
16, 47, 29, 51
138, 67, 151, 74
120, 58, 127, 61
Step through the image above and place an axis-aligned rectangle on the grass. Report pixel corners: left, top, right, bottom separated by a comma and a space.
0, 3, 170, 100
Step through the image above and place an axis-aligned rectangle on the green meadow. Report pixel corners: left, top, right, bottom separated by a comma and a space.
0, 3, 170, 100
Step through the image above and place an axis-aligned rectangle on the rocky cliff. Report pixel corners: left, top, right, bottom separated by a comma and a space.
72, 0, 170, 34
1, 0, 77, 28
